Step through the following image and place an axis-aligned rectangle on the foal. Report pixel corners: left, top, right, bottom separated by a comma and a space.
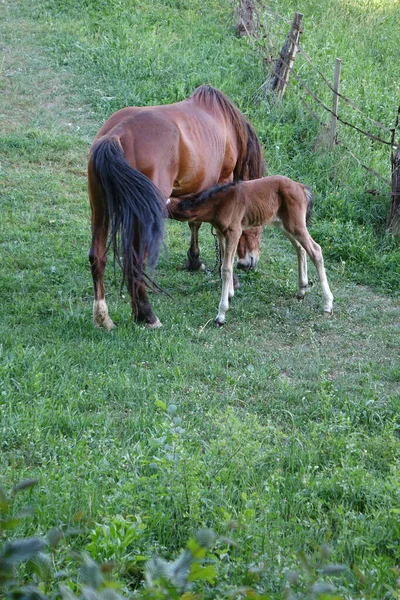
167, 176, 333, 326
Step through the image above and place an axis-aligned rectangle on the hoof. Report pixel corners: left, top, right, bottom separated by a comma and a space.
184, 258, 205, 272
145, 317, 163, 329
214, 319, 225, 328
94, 318, 116, 330
323, 310, 333, 319
295, 287, 307, 301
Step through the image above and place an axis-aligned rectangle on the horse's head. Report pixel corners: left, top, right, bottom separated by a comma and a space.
236, 227, 262, 270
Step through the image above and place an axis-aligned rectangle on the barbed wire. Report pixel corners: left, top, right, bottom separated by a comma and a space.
248, 2, 399, 186
297, 46, 394, 134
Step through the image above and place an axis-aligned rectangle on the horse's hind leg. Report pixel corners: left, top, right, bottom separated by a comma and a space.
293, 229, 333, 314
89, 220, 116, 330
134, 279, 162, 329
277, 226, 308, 300
127, 231, 162, 328
185, 223, 205, 271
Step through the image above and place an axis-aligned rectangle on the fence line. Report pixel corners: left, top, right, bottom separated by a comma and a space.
335, 140, 391, 186
251, 9, 399, 187
297, 46, 393, 134
255, 1, 292, 25
287, 65, 393, 146
267, 63, 395, 186
262, 55, 394, 147
246, 2, 400, 228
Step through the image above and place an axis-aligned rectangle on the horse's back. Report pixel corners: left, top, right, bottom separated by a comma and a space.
92, 99, 233, 196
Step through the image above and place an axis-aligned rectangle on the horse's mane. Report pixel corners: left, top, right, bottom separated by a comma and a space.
190, 85, 265, 181
179, 181, 240, 211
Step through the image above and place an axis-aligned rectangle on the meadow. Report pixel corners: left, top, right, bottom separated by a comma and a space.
1, 0, 399, 598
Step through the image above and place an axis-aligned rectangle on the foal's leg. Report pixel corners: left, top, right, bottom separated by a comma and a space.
294, 228, 333, 314
89, 219, 116, 330
217, 234, 234, 300
185, 223, 205, 271
275, 225, 308, 300
215, 229, 241, 326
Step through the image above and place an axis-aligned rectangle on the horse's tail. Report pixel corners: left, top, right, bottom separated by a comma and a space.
304, 185, 314, 226
90, 135, 166, 290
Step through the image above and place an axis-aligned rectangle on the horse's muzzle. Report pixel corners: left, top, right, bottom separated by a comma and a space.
236, 253, 259, 271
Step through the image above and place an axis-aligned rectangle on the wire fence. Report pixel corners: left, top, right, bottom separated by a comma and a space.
244, 1, 400, 190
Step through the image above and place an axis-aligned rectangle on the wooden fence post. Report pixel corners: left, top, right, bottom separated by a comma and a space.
329, 58, 342, 149
388, 143, 400, 234
267, 12, 303, 99
236, 0, 255, 37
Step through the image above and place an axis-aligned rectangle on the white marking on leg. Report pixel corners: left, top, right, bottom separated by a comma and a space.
228, 274, 235, 300
215, 266, 231, 325
215, 230, 241, 326
297, 246, 308, 298
295, 233, 333, 314
93, 299, 116, 330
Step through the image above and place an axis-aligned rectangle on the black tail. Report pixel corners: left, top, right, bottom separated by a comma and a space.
304, 186, 314, 226
90, 136, 166, 290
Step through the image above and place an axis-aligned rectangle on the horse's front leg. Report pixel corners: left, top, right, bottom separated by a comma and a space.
215, 229, 241, 326
185, 222, 205, 271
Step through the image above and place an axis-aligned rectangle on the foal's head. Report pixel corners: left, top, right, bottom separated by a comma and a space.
236, 227, 262, 270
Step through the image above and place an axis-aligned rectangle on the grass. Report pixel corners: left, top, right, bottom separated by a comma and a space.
1, 0, 400, 598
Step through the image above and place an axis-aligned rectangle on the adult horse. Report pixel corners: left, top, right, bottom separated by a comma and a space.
88, 84, 264, 329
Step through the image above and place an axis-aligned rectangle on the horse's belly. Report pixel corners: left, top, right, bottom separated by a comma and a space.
172, 168, 220, 196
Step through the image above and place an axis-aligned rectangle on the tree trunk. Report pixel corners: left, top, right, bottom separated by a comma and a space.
388, 144, 400, 234
236, 0, 255, 37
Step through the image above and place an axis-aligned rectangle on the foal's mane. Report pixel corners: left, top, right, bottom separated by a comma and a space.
190, 85, 265, 181
179, 181, 239, 211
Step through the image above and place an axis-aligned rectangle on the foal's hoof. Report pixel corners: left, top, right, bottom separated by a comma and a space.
146, 318, 163, 329
295, 289, 307, 301
214, 319, 225, 328
323, 310, 333, 319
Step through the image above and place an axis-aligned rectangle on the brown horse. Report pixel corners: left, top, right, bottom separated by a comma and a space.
167, 176, 333, 326
88, 85, 265, 329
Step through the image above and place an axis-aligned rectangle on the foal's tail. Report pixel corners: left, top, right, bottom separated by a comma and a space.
90, 136, 166, 288
304, 185, 314, 226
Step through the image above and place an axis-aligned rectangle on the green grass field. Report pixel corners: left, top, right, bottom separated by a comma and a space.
1, 0, 399, 598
